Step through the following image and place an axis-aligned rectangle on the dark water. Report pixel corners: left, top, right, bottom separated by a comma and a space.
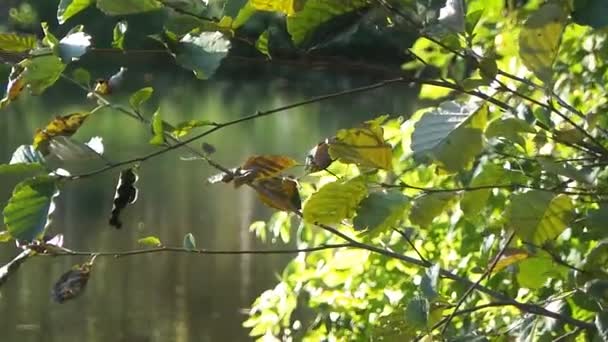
0, 72, 416, 342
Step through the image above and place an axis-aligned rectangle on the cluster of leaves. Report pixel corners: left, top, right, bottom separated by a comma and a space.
1, 0, 608, 341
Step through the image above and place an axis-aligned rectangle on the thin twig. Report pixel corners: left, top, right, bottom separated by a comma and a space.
392, 228, 428, 262
382, 182, 608, 197
553, 327, 583, 342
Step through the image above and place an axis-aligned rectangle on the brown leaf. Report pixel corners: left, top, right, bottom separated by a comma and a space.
235, 155, 297, 187
305, 141, 334, 172
0, 66, 25, 109
51, 263, 92, 303
254, 177, 301, 212
33, 112, 90, 154
492, 248, 530, 274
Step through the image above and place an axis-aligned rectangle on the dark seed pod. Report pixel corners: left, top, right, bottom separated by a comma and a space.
109, 168, 139, 229
51, 263, 92, 303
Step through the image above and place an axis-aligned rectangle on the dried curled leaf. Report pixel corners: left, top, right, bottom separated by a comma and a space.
254, 177, 301, 212
93, 67, 127, 95
33, 112, 90, 154
109, 168, 139, 229
208, 155, 298, 188
51, 262, 92, 303
328, 120, 392, 170
0, 66, 25, 109
305, 141, 334, 172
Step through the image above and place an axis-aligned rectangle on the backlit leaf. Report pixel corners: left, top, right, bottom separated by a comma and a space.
249, 0, 301, 16
57, 0, 94, 24
409, 192, 456, 228
492, 248, 530, 274
0, 66, 26, 109
21, 56, 66, 95
0, 33, 37, 52
236, 155, 298, 187
537, 156, 594, 184
58, 29, 92, 62
72, 68, 91, 87
52, 262, 92, 303
254, 177, 301, 212
109, 168, 139, 229
149, 109, 165, 146
112, 20, 128, 50
485, 117, 536, 148
329, 120, 392, 170
0, 163, 45, 176
507, 191, 574, 245
518, 2, 568, 84
353, 190, 409, 232
255, 30, 270, 58
183, 233, 197, 251
173, 31, 231, 80
129, 87, 153, 113
33, 112, 90, 154
172, 119, 214, 138
411, 101, 487, 172
137, 236, 162, 247
3, 176, 59, 242
516, 256, 557, 289
405, 296, 429, 329
303, 177, 368, 225
97, 0, 162, 15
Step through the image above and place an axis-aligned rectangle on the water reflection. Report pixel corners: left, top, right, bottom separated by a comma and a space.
0, 73, 417, 341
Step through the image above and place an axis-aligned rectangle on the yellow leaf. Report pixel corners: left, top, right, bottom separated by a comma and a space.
33, 112, 90, 153
250, 0, 299, 16
492, 248, 530, 274
303, 177, 368, 224
329, 121, 392, 170
518, 2, 568, 84
0, 66, 25, 109
235, 155, 298, 187
254, 177, 301, 212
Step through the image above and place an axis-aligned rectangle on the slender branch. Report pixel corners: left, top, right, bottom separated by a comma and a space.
553, 327, 583, 342
382, 182, 608, 197
392, 228, 428, 263
439, 232, 515, 335
46, 243, 352, 258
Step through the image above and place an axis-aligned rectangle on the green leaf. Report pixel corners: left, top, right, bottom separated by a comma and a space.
112, 20, 128, 50
411, 101, 487, 172
41, 23, 59, 48
582, 241, 608, 277
3, 176, 59, 242
405, 296, 429, 329
596, 311, 608, 341
409, 192, 456, 228
303, 178, 368, 225
57, 0, 94, 24
173, 31, 231, 80
465, 9, 483, 34
573, 0, 608, 29
21, 56, 66, 95
97, 0, 162, 15
58, 29, 92, 62
353, 190, 409, 232
286, 0, 369, 47
585, 280, 608, 304
172, 119, 214, 138
507, 191, 574, 245
0, 33, 37, 52
537, 157, 594, 185
485, 117, 536, 148
518, 2, 568, 85
461, 163, 526, 215
0, 231, 12, 242
516, 256, 555, 289
72, 68, 91, 87
137, 236, 162, 247
149, 109, 165, 146
255, 30, 270, 58
183, 233, 196, 251
129, 87, 154, 113
0, 163, 46, 176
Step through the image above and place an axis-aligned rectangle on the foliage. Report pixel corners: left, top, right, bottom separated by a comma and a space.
1, 0, 608, 340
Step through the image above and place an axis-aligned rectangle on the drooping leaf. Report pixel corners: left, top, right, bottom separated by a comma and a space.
41, 23, 59, 48
420, 264, 440, 300
492, 248, 530, 274
173, 31, 231, 80
409, 192, 457, 228
21, 56, 66, 95
329, 119, 392, 170
411, 101, 487, 172
137, 236, 162, 247
9, 145, 45, 165
149, 109, 165, 146
303, 177, 368, 225
57, 29, 92, 62
305, 141, 334, 172
183, 233, 197, 251
96, 0, 162, 15
33, 112, 90, 154
109, 168, 139, 229
254, 177, 301, 212
0, 32, 37, 52
596, 311, 608, 341
129, 87, 153, 113
507, 191, 574, 245
45, 136, 105, 163
353, 190, 409, 232
573, 0, 608, 29
172, 119, 214, 138
3, 176, 59, 242
405, 296, 430, 329
112, 20, 128, 50
0, 66, 26, 109
57, 0, 94, 24
0, 250, 32, 287
51, 262, 92, 303
286, 0, 369, 47
235, 155, 298, 187
581, 241, 608, 280
518, 2, 568, 85
255, 30, 270, 58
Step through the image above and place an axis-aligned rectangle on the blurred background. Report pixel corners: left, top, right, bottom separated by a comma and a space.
0, 1, 420, 341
